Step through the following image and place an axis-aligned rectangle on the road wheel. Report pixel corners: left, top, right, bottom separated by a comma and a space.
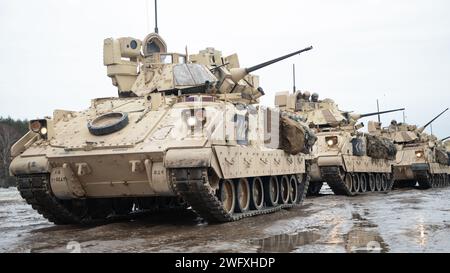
368, 174, 376, 192
359, 173, 367, 193
375, 173, 382, 191
381, 174, 388, 192
289, 175, 299, 204
344, 173, 353, 192
264, 176, 279, 207
279, 176, 290, 204
219, 180, 236, 214
352, 174, 361, 193
235, 178, 250, 213
250, 177, 264, 210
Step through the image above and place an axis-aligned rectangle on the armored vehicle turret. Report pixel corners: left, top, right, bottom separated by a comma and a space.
369, 108, 450, 189
275, 92, 403, 196
9, 6, 316, 224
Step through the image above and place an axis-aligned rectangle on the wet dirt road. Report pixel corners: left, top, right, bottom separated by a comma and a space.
1, 186, 449, 253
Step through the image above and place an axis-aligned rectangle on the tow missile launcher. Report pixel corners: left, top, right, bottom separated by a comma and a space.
369, 108, 450, 189
9, 3, 316, 224
274, 92, 403, 196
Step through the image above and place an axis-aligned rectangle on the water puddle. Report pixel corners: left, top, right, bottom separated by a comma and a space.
253, 231, 321, 253
345, 212, 389, 253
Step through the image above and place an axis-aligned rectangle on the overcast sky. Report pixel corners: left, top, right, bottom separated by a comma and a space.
0, 0, 449, 137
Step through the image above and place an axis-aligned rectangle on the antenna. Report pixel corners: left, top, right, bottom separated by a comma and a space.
154, 0, 159, 33
376, 99, 381, 123
292, 64, 296, 94
403, 110, 406, 123
430, 123, 433, 135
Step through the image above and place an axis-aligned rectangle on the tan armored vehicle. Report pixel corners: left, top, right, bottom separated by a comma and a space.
275, 92, 403, 196
369, 108, 450, 189
9, 24, 316, 224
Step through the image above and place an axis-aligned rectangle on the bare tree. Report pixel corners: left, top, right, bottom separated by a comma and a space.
0, 123, 21, 187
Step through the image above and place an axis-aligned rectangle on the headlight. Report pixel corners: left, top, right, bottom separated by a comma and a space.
415, 151, 424, 158
325, 136, 338, 147
187, 116, 197, 127
30, 120, 42, 133
182, 108, 207, 128
29, 119, 48, 139
40, 127, 48, 135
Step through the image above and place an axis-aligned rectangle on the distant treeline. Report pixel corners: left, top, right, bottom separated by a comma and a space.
0, 117, 28, 188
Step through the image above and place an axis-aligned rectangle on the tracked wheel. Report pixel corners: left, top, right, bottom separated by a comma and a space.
235, 178, 250, 213
359, 173, 368, 193
368, 174, 376, 192
219, 180, 236, 214
344, 173, 353, 194
381, 174, 389, 192
250, 177, 265, 211
289, 175, 299, 204
279, 176, 290, 205
265, 176, 279, 207
352, 174, 361, 193
375, 173, 382, 191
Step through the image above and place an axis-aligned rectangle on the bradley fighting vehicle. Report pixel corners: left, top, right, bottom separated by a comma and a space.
274, 91, 403, 196
9, 23, 316, 223
368, 108, 450, 189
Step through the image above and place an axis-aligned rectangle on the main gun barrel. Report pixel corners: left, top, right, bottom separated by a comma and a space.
246, 46, 313, 74
418, 108, 449, 133
441, 136, 450, 142
229, 46, 313, 83
358, 108, 406, 119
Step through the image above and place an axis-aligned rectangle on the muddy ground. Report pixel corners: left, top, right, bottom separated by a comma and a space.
0, 186, 449, 253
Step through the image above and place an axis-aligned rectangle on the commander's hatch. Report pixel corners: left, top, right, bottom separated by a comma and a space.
50, 98, 166, 150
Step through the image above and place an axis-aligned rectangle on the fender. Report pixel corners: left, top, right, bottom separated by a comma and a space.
317, 155, 345, 169
9, 156, 50, 176
164, 148, 223, 178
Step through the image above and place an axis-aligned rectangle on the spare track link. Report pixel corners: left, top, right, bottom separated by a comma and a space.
170, 168, 310, 223
17, 174, 83, 225
320, 167, 394, 196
